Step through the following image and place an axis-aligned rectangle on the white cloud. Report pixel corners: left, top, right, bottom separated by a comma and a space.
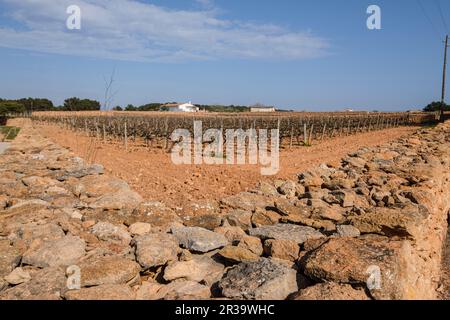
0, 0, 329, 62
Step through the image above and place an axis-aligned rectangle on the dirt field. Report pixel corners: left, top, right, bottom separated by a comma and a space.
30, 122, 419, 213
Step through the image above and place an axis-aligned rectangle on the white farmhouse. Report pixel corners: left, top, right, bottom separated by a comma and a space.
162, 102, 199, 112
250, 104, 276, 113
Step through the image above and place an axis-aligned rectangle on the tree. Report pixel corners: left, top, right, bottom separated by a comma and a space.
63, 97, 101, 111
0, 100, 26, 115
125, 104, 137, 111
423, 101, 450, 112
17, 98, 54, 112
112, 106, 123, 111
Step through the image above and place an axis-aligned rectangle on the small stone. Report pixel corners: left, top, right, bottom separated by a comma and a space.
263, 239, 299, 262
214, 226, 246, 244
249, 224, 324, 245
172, 227, 228, 253
184, 214, 223, 231
336, 225, 361, 238
251, 209, 281, 227
128, 222, 152, 236
237, 235, 263, 256
224, 209, 252, 230
134, 233, 179, 269
91, 222, 132, 245
277, 180, 297, 198
5, 267, 31, 285
159, 281, 211, 300
163, 255, 224, 285
78, 256, 141, 287
218, 245, 260, 263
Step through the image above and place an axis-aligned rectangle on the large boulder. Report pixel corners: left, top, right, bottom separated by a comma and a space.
300, 237, 412, 300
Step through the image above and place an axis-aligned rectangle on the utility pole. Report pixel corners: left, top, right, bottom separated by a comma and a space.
440, 34, 449, 122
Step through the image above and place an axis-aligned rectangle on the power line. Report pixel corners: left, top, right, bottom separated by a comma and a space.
434, 0, 449, 34
417, 0, 443, 40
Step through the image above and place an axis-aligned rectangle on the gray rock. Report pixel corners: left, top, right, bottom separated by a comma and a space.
336, 225, 361, 238
218, 258, 298, 300
134, 233, 179, 269
172, 227, 228, 253
22, 235, 86, 268
249, 224, 324, 244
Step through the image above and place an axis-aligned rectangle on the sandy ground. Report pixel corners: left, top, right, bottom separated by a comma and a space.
31, 122, 419, 211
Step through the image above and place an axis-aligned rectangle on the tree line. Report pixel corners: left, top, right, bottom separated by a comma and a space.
1, 97, 446, 115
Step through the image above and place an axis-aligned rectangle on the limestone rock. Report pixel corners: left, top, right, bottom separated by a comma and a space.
133, 233, 178, 269
89, 189, 143, 211
277, 180, 297, 198
301, 237, 411, 300
184, 214, 223, 231
237, 235, 263, 256
249, 224, 324, 245
218, 245, 260, 263
22, 235, 86, 268
336, 225, 361, 238
251, 209, 281, 227
218, 258, 298, 300
263, 239, 299, 262
4, 267, 31, 285
78, 256, 141, 287
163, 255, 224, 285
214, 226, 247, 244
91, 222, 132, 245
172, 227, 228, 253
221, 192, 273, 211
162, 281, 211, 300
128, 222, 153, 236
223, 209, 252, 230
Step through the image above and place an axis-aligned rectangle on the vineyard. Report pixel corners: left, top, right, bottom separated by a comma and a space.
32, 111, 437, 150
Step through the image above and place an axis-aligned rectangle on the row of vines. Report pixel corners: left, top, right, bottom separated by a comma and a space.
32, 111, 437, 149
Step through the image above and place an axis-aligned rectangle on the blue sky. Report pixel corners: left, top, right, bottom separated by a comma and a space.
0, 0, 449, 111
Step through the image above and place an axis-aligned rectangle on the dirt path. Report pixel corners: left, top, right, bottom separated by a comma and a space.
30, 122, 419, 212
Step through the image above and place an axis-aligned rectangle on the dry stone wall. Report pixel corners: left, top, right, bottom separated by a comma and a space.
0, 120, 449, 300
